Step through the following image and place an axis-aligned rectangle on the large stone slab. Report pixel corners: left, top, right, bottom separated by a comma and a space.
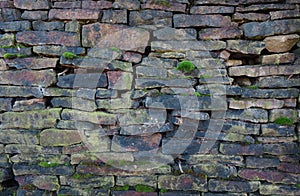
40, 129, 82, 146
263, 143, 299, 155
193, 163, 237, 178
260, 184, 300, 195
199, 27, 243, 40
0, 86, 43, 98
257, 76, 300, 88
82, 23, 150, 53
242, 88, 299, 98
0, 21, 30, 32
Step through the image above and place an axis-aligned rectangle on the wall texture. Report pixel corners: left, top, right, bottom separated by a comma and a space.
0, 0, 300, 195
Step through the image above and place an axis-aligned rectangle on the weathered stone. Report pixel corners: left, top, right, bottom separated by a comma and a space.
0, 59, 7, 70
263, 142, 299, 155
151, 41, 226, 52
190, 6, 234, 14
136, 66, 168, 78
0, 33, 14, 46
75, 88, 96, 100
136, 78, 195, 89
14, 0, 49, 10
129, 10, 172, 26
208, 180, 259, 192
237, 3, 295, 12
269, 109, 298, 123
194, 0, 239, 5
0, 98, 12, 111
21, 11, 48, 20
229, 65, 300, 77
40, 129, 81, 146
13, 163, 74, 176
174, 14, 231, 27
122, 52, 142, 63
117, 176, 156, 187
158, 174, 207, 191
242, 19, 300, 39
225, 109, 268, 123
142, 1, 186, 12
111, 134, 161, 152
258, 76, 300, 88
49, 9, 99, 20
17, 31, 80, 46
121, 122, 173, 136
51, 97, 97, 112
96, 88, 118, 99
0, 129, 38, 144
154, 27, 196, 40
270, 10, 300, 20
233, 12, 270, 22
33, 46, 85, 56
61, 175, 114, 189
10, 154, 70, 164
220, 143, 263, 155
0, 21, 30, 32
264, 34, 299, 53
113, 0, 140, 10
246, 157, 280, 168
140, 57, 177, 68
0, 69, 56, 87
186, 155, 244, 166
82, 23, 150, 53
32, 176, 60, 191
261, 53, 295, 65
261, 123, 295, 136
0, 156, 10, 168
199, 27, 243, 40
5, 58, 58, 70
71, 152, 134, 164
257, 136, 297, 143
102, 10, 127, 24
61, 109, 117, 125
260, 184, 300, 195
239, 169, 297, 184
96, 93, 134, 110
203, 193, 246, 196
0, 8, 19, 21
172, 110, 209, 120
65, 20, 80, 32
6, 144, 60, 155
0, 108, 61, 129
43, 88, 75, 97
193, 163, 237, 178
82, 0, 112, 9
0, 168, 12, 182
107, 71, 133, 90
57, 73, 107, 89
32, 21, 64, 31
222, 120, 260, 135
227, 40, 265, 54
0, 86, 43, 98
242, 88, 299, 98
0, 47, 32, 58
278, 162, 300, 174
229, 98, 284, 109
0, 1, 14, 8
222, 133, 254, 143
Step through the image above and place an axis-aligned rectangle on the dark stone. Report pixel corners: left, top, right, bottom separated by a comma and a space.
113, 0, 140, 10
220, 143, 263, 155
246, 157, 280, 168
260, 184, 300, 195
96, 89, 118, 99
257, 76, 300, 88
222, 120, 260, 135
261, 123, 295, 136
14, 0, 49, 10
0, 8, 21, 21
33, 46, 85, 57
225, 109, 268, 123
129, 10, 173, 26
0, 47, 32, 58
32, 21, 64, 31
82, 0, 112, 9
51, 97, 97, 112
278, 163, 300, 174
208, 179, 259, 192
21, 11, 48, 20
102, 10, 127, 24
142, 1, 186, 12
233, 12, 270, 22
263, 143, 299, 155
0, 86, 43, 98
57, 73, 107, 89
13, 163, 74, 176
190, 6, 234, 14
236, 3, 295, 12
5, 58, 58, 70
0, 168, 12, 182
0, 21, 30, 32
242, 88, 299, 98
154, 27, 197, 40
174, 14, 231, 28
193, 163, 237, 178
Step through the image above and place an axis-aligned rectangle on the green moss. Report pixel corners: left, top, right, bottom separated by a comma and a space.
295, 184, 300, 189
112, 185, 129, 191
200, 74, 213, 79
38, 161, 60, 168
151, 0, 171, 7
0, 44, 26, 49
110, 46, 120, 51
160, 188, 168, 193
72, 173, 93, 179
244, 85, 259, 89
194, 92, 210, 97
3, 53, 17, 59
274, 117, 293, 125
62, 51, 78, 59
176, 61, 195, 73
135, 184, 155, 192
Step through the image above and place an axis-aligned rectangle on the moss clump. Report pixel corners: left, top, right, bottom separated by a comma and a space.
151, 0, 170, 7
62, 51, 78, 59
176, 61, 195, 73
135, 184, 155, 192
244, 85, 259, 89
295, 184, 300, 189
38, 161, 59, 168
274, 117, 293, 125
3, 53, 25, 59
194, 92, 210, 97
112, 185, 129, 191
110, 46, 120, 51
160, 188, 167, 193
72, 173, 93, 179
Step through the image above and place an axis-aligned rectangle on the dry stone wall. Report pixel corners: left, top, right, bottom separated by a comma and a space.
0, 0, 300, 195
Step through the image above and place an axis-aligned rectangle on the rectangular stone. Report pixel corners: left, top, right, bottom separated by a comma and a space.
32, 21, 64, 31
233, 12, 270, 22
71, 152, 134, 165
225, 109, 268, 123
51, 97, 97, 112
229, 65, 300, 77
0, 69, 56, 87
154, 27, 197, 41
220, 143, 263, 155
102, 10, 127, 24
193, 163, 237, 178
270, 10, 300, 20
151, 41, 226, 51
245, 157, 280, 168
208, 179, 259, 192
16, 31, 80, 46
227, 40, 265, 54
237, 4, 295, 12
129, 10, 172, 26
142, 1, 186, 12
53, 1, 81, 8
174, 14, 231, 28
61, 175, 114, 189
269, 109, 298, 123
57, 73, 107, 89
186, 155, 244, 166
13, 163, 73, 176
0, 129, 39, 145
0, 98, 12, 111
49, 9, 100, 20
229, 98, 284, 109
0, 86, 43, 98
261, 53, 295, 65
40, 129, 81, 147
14, 0, 49, 10
117, 176, 157, 187
190, 6, 234, 14
82, 0, 112, 9
13, 98, 45, 111
5, 58, 58, 70
199, 27, 243, 40
261, 123, 295, 136
21, 11, 48, 20
258, 76, 300, 88
263, 143, 299, 155
0, 47, 32, 58
33, 46, 85, 57
242, 88, 299, 98
0, 21, 30, 32
195, 0, 239, 5
135, 78, 194, 89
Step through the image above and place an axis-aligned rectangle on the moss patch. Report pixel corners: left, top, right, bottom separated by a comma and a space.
38, 161, 60, 168
112, 185, 130, 191
135, 184, 155, 192
194, 92, 210, 97
274, 117, 293, 125
295, 184, 300, 189
62, 51, 78, 59
72, 173, 93, 179
176, 61, 195, 73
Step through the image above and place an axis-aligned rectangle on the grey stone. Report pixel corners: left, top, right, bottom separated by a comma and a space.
102, 10, 127, 24
220, 143, 263, 155
0, 129, 38, 145
227, 40, 265, 54
261, 123, 295, 136
136, 66, 168, 78
225, 109, 268, 123
151, 40, 226, 51
260, 184, 300, 195
174, 14, 231, 27
154, 27, 197, 40
129, 10, 172, 26
0, 86, 43, 98
113, 0, 140, 10
269, 109, 298, 123
13, 163, 74, 176
263, 143, 299, 155
21, 11, 48, 20
0, 98, 12, 111
258, 76, 300, 88
0, 33, 14, 47
135, 78, 195, 89
186, 155, 244, 166
33, 46, 85, 57
193, 163, 237, 178
51, 97, 97, 112
208, 180, 259, 192
246, 157, 280, 168
242, 88, 299, 98
236, 3, 295, 12
0, 21, 30, 32
57, 73, 107, 89
140, 57, 177, 68
32, 21, 64, 31
65, 20, 80, 32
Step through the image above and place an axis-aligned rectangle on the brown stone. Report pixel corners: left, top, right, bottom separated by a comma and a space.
14, 0, 49, 10
142, 1, 186, 12
16, 31, 80, 47
264, 34, 300, 53
49, 9, 100, 20
5, 58, 58, 70
40, 129, 81, 146
82, 23, 150, 53
261, 53, 295, 65
199, 27, 243, 40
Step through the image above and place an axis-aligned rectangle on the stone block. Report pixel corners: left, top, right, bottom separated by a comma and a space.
32, 175, 60, 191
49, 9, 100, 20
190, 6, 234, 14
5, 58, 58, 70
154, 27, 197, 40
208, 179, 259, 192
21, 11, 48, 20
129, 10, 172, 26
0, 21, 30, 32
113, 0, 140, 10
142, 1, 186, 12
174, 14, 231, 27
263, 142, 299, 155
40, 129, 82, 146
14, 0, 49, 10
199, 27, 243, 40
102, 10, 127, 24
264, 34, 299, 53
261, 53, 295, 65
220, 143, 263, 155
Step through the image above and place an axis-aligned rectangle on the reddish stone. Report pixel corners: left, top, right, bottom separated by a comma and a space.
199, 27, 243, 40
6, 58, 58, 70
49, 9, 100, 20
264, 34, 299, 53
16, 31, 80, 46
14, 0, 49, 10
142, 2, 186, 13
122, 52, 142, 63
53, 1, 81, 8
82, 0, 112, 9
278, 163, 300, 174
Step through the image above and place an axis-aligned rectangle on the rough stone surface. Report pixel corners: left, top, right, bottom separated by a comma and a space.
208, 180, 259, 192
49, 9, 100, 20
174, 14, 231, 27
227, 40, 265, 54
129, 10, 172, 26
261, 53, 295, 65
40, 129, 81, 146
14, 0, 49, 10
264, 34, 299, 53
199, 27, 243, 40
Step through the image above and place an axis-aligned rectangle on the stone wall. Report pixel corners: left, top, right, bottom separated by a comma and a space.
0, 0, 300, 195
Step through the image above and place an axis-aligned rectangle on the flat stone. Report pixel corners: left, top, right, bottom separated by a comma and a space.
112, 0, 140, 10
222, 120, 260, 135
49, 9, 100, 20
242, 88, 299, 98
117, 176, 156, 187
0, 86, 43, 98
270, 10, 300, 20
260, 184, 300, 195
43, 88, 75, 97
57, 73, 107, 89
10, 154, 70, 164
258, 76, 300, 88
195, 0, 239, 5
186, 155, 244, 166
142, 1, 186, 12
154, 27, 196, 40
0, 129, 38, 145
199, 27, 243, 40
61, 109, 117, 125
82, 23, 150, 53
0, 168, 12, 182
82, 0, 112, 9
16, 31, 80, 46
122, 52, 142, 63
225, 109, 268, 123
135, 78, 194, 89
193, 163, 237, 178
242, 19, 300, 39
129, 10, 172, 26
264, 34, 299, 53
33, 46, 85, 57
136, 66, 168, 78
96, 89, 118, 99
262, 53, 295, 65
0, 69, 56, 87
0, 98, 12, 111
14, 0, 49, 10
227, 40, 265, 54
61, 175, 114, 189
32, 21, 64, 31
233, 12, 270, 22
229, 98, 284, 109
140, 57, 177, 68
0, 9, 21, 23
261, 123, 295, 136
278, 162, 300, 174
257, 136, 297, 143
269, 109, 298, 123
102, 10, 127, 24
158, 174, 207, 191
246, 157, 280, 168
0, 33, 14, 46
71, 152, 134, 165
13, 163, 74, 176
0, 21, 30, 32
174, 14, 231, 28
32, 176, 60, 191
238, 169, 297, 184
13, 98, 45, 111
40, 129, 81, 147
0, 108, 61, 129
96, 93, 134, 110
220, 143, 263, 155
21, 11, 48, 20
229, 65, 300, 77
151, 40, 226, 52
5, 58, 58, 70
263, 142, 299, 155
53, 1, 81, 8
208, 180, 259, 192
107, 71, 133, 90
237, 3, 295, 12
190, 6, 234, 14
